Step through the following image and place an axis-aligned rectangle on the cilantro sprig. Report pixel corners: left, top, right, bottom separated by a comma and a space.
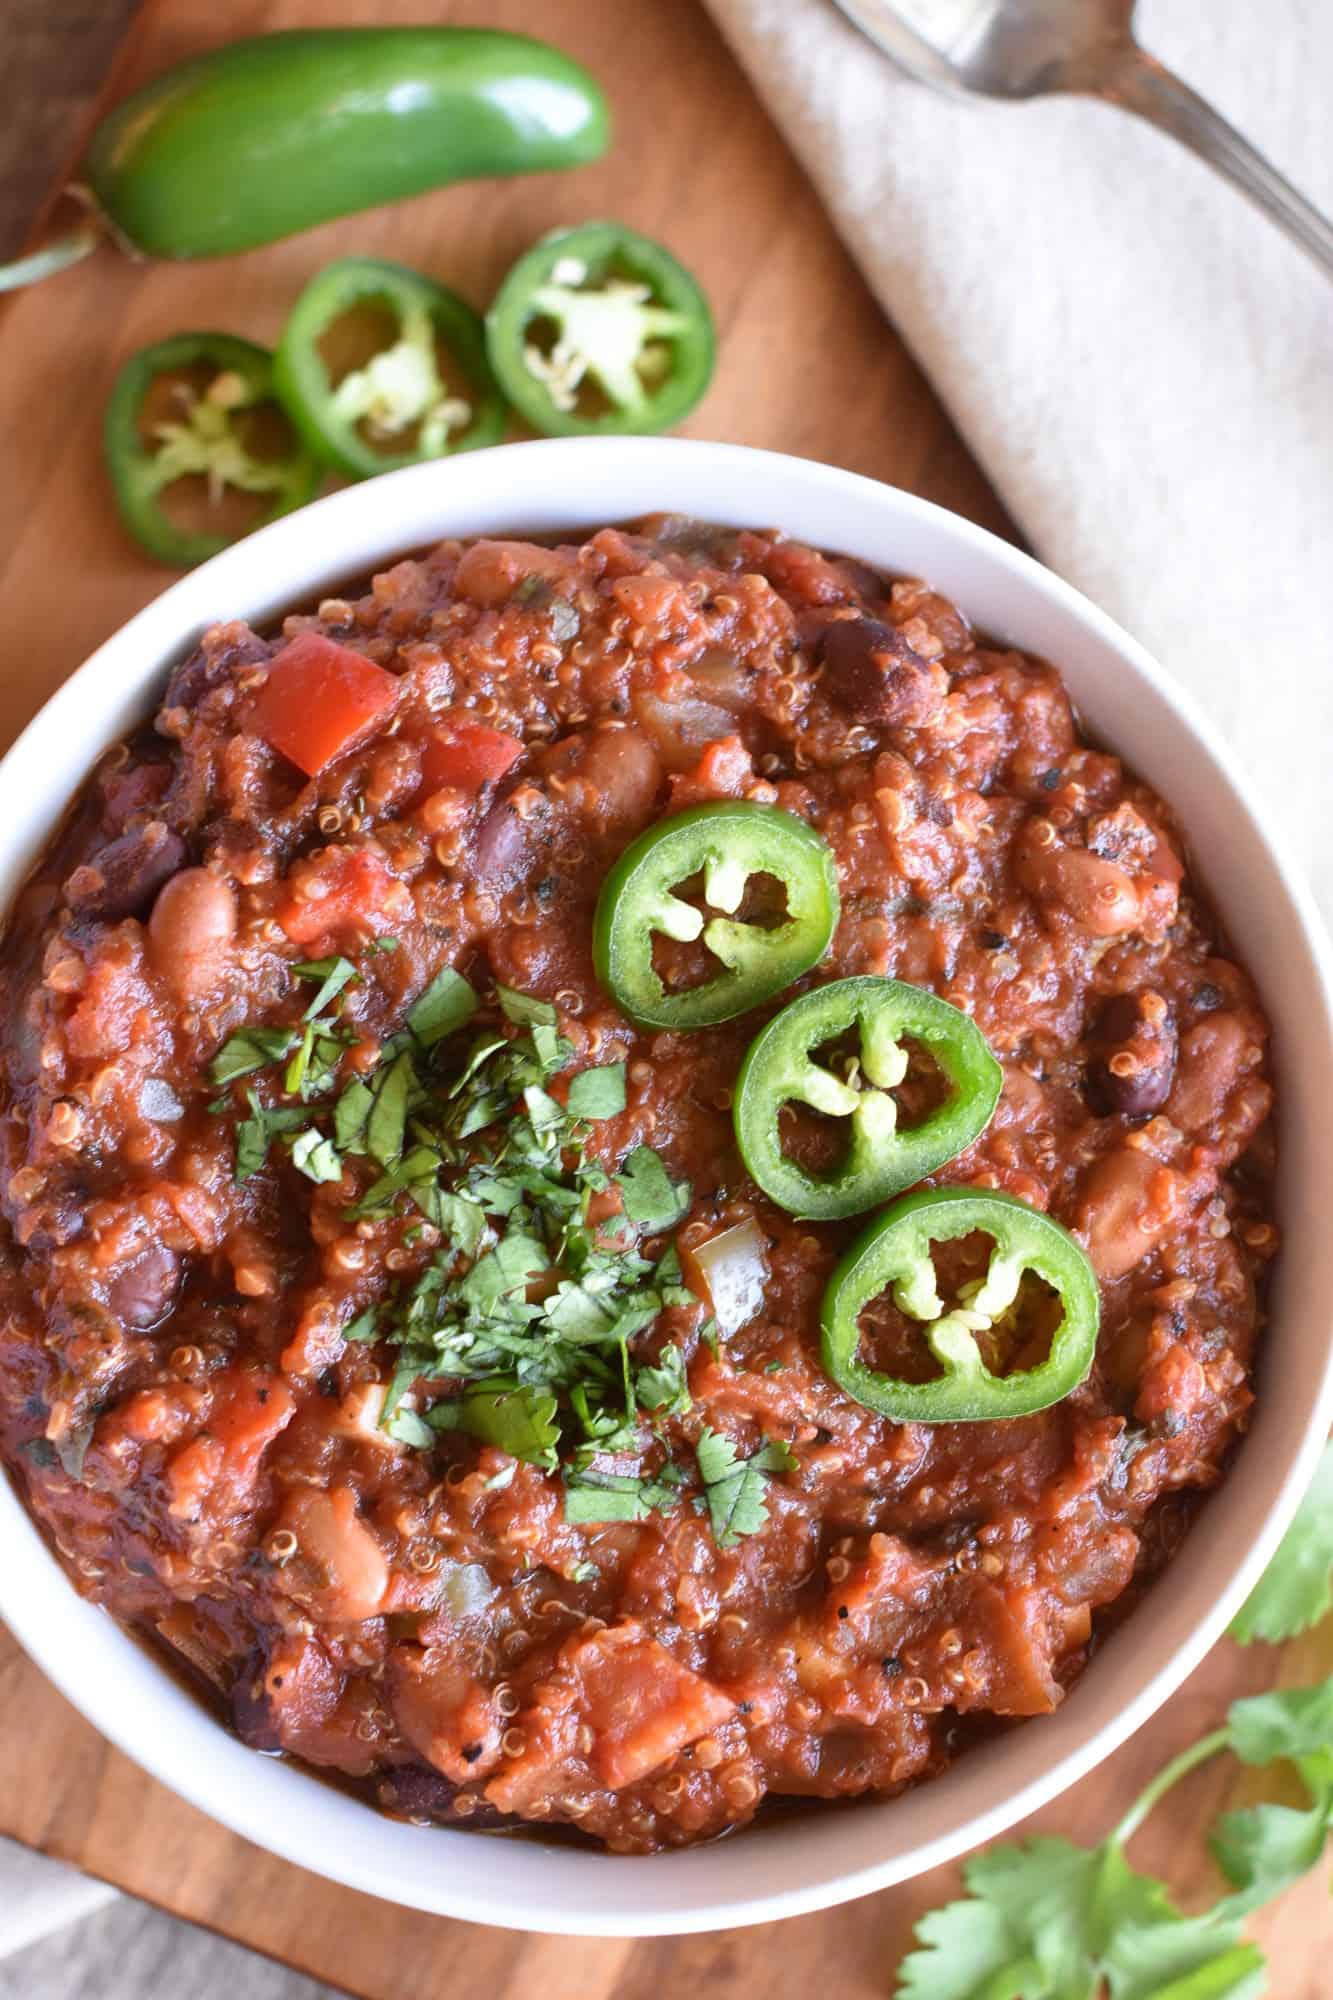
896, 1676, 1333, 1999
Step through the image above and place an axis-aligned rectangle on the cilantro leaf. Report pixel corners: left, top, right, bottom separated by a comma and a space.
618, 1145, 691, 1234
407, 965, 478, 1047
293, 954, 359, 1020
1231, 1440, 1333, 1645
387, 1407, 436, 1450
429, 1383, 560, 1472
563, 1466, 682, 1524
1210, 1683, 1333, 1913
343, 1307, 380, 1344
210, 1025, 298, 1087
695, 1427, 781, 1547
496, 984, 558, 1027
334, 1076, 374, 1151
366, 1049, 414, 1166
567, 1063, 626, 1121
233, 1094, 307, 1181
636, 1344, 691, 1416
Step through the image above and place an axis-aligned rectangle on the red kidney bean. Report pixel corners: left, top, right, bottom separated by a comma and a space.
818, 617, 946, 731
105, 1241, 181, 1330
1087, 991, 1177, 1118
65, 821, 187, 922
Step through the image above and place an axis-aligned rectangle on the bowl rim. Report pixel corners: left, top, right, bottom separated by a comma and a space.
2, 435, 1332, 1937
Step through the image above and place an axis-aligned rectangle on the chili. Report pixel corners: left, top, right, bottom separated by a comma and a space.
734, 976, 1002, 1219
593, 802, 839, 1030
274, 258, 506, 479
103, 333, 321, 568
3, 30, 609, 292
821, 1185, 1100, 1423
485, 221, 715, 437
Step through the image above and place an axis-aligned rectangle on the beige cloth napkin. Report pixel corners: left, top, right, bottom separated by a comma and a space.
703, 0, 1333, 909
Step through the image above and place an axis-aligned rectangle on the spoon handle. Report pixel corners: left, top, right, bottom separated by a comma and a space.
1096, 46, 1333, 278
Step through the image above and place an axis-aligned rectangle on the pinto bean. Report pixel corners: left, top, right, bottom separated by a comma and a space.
1167, 1012, 1254, 1137
277, 1485, 388, 1623
1074, 1146, 1181, 1281
818, 617, 947, 732
147, 868, 237, 999
1087, 991, 1177, 1118
65, 822, 187, 922
1016, 824, 1141, 937
538, 723, 664, 836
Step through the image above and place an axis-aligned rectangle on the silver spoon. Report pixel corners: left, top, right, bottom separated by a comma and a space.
832, 0, 1333, 276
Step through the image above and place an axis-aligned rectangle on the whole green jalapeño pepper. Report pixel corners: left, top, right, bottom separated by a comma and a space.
593, 803, 840, 1031
274, 259, 506, 479
734, 976, 1002, 1220
485, 222, 715, 437
821, 1186, 1100, 1424
2, 30, 610, 292
104, 333, 322, 567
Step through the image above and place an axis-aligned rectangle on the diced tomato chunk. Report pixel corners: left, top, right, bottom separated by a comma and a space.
276, 845, 411, 947
252, 632, 399, 777
420, 716, 524, 792
667, 734, 754, 808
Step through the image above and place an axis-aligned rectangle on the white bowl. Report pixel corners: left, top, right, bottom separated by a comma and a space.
2, 438, 1331, 1936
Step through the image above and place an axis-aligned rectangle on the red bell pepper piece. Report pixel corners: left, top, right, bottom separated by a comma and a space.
252, 632, 399, 777
421, 716, 524, 792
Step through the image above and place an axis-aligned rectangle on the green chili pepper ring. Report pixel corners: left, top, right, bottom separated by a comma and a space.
593, 802, 840, 1031
485, 221, 715, 438
274, 258, 506, 479
104, 332, 322, 567
821, 1185, 1100, 1424
734, 976, 1002, 1221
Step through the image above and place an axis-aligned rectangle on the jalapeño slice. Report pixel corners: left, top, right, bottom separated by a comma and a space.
734, 976, 1001, 1220
821, 1185, 1100, 1424
592, 802, 839, 1031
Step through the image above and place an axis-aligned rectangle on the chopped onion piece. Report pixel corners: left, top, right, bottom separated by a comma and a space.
632, 688, 737, 770
691, 1218, 769, 1335
140, 1075, 184, 1122
439, 1562, 498, 1619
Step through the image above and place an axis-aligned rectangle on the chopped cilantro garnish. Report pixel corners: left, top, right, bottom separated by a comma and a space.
635, 1344, 691, 1416
202, 966, 716, 1528
367, 935, 399, 953
386, 1407, 435, 1450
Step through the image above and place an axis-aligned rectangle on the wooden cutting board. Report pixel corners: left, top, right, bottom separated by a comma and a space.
0, 3, 1328, 1993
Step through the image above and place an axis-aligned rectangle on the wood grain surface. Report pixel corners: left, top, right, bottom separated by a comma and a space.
0, 3, 1326, 1994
